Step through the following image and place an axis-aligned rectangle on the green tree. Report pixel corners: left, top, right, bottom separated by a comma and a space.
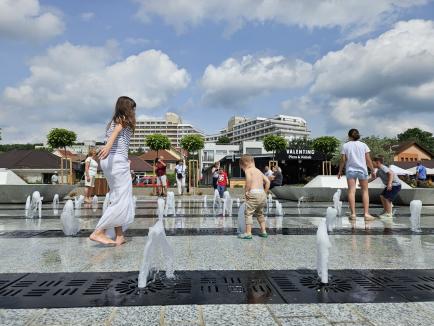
216, 135, 231, 145
361, 136, 396, 165
46, 128, 77, 158
263, 135, 288, 161
397, 128, 434, 152
287, 137, 313, 149
180, 134, 205, 191
312, 136, 341, 161
144, 134, 171, 157
180, 134, 205, 159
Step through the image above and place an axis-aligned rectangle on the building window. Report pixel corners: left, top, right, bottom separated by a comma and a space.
216, 150, 227, 156
203, 150, 214, 162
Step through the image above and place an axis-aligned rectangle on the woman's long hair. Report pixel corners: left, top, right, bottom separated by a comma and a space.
107, 96, 136, 131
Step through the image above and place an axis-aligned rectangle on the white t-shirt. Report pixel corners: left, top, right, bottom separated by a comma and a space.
85, 157, 98, 177
265, 170, 273, 177
175, 164, 186, 178
341, 141, 370, 174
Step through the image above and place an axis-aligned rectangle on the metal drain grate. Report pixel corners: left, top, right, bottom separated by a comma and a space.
359, 269, 434, 301
0, 269, 433, 308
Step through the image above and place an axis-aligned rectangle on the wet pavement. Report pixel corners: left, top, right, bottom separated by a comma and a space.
0, 196, 433, 325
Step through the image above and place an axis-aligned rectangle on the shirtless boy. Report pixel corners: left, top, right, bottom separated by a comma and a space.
238, 154, 270, 239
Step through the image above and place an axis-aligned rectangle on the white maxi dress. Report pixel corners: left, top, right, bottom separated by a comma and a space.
95, 123, 134, 235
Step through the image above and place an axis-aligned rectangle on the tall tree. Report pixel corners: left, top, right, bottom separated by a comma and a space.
397, 128, 434, 152
216, 135, 231, 145
180, 134, 205, 191
287, 137, 313, 149
263, 135, 288, 161
312, 136, 340, 161
361, 136, 396, 165
144, 134, 171, 157
180, 134, 205, 160
46, 128, 77, 158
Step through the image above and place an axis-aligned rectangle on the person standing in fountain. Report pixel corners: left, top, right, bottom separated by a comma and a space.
338, 129, 375, 221
155, 156, 167, 197
89, 96, 136, 245
217, 167, 228, 198
369, 156, 401, 219
211, 162, 220, 190
175, 160, 186, 195
238, 154, 270, 239
84, 148, 98, 204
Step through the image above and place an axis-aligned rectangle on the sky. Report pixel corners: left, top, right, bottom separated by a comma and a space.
1, 0, 434, 143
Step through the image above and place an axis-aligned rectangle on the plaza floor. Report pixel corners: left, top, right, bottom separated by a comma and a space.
0, 197, 433, 325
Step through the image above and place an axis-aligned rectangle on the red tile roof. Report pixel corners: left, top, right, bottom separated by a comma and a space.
0, 150, 80, 170
128, 155, 153, 172
139, 150, 180, 162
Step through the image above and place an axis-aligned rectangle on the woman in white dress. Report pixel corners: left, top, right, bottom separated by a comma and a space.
89, 96, 136, 245
84, 148, 98, 203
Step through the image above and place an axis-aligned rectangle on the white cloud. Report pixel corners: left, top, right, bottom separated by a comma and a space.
201, 55, 313, 106
0, 42, 190, 142
80, 12, 95, 22
288, 19, 434, 136
133, 0, 430, 36
0, 0, 64, 41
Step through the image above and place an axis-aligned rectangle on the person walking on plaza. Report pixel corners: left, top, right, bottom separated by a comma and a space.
89, 96, 136, 246
369, 156, 401, 218
84, 148, 98, 204
338, 128, 376, 221
217, 167, 228, 198
211, 162, 220, 190
175, 160, 186, 195
416, 161, 427, 185
155, 156, 167, 197
238, 154, 270, 239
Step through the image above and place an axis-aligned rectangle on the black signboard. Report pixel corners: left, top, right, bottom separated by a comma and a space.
276, 148, 326, 161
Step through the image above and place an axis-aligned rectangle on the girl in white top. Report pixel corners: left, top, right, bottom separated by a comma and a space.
338, 129, 375, 221
89, 96, 136, 246
84, 148, 99, 203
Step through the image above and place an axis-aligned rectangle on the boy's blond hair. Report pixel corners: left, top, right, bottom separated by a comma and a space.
240, 154, 254, 166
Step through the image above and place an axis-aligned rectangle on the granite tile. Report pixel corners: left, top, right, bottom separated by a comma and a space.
267, 304, 321, 318
317, 304, 367, 323
110, 306, 161, 326
0, 309, 42, 326
278, 316, 332, 325
202, 304, 277, 326
31, 307, 114, 326
164, 305, 200, 326
351, 303, 434, 326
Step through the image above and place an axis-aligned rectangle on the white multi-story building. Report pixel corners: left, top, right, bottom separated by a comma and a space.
130, 112, 205, 152
201, 143, 240, 171
206, 115, 310, 145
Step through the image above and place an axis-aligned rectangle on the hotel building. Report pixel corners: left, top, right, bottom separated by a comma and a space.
206, 115, 310, 145
130, 112, 205, 152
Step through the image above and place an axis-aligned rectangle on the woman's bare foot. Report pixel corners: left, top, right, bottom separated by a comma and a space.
115, 236, 126, 246
89, 232, 116, 245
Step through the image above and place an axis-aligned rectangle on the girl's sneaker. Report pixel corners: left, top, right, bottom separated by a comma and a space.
238, 233, 252, 240
258, 232, 268, 238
